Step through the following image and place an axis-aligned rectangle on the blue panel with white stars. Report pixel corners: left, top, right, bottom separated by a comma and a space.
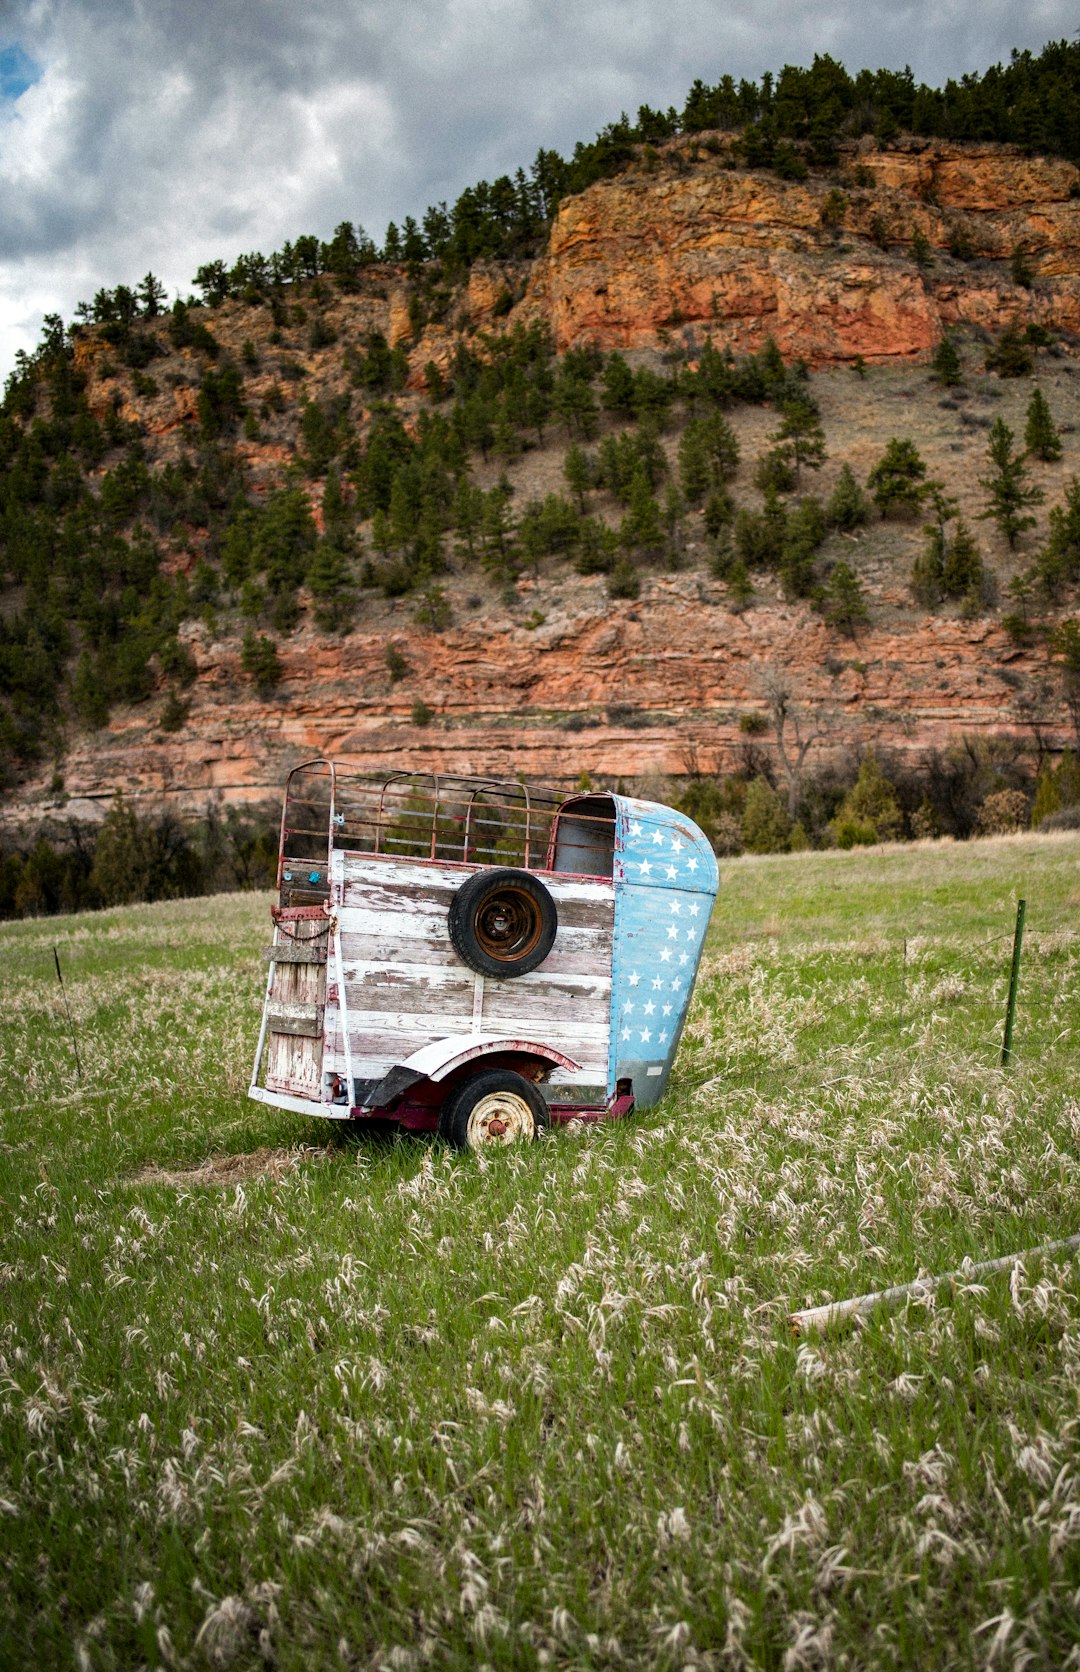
607, 797, 720, 1107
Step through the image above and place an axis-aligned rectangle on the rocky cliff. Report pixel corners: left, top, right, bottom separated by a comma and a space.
13, 135, 1080, 820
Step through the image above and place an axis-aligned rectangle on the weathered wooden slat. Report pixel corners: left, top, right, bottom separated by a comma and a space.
340, 1004, 611, 1047
340, 854, 614, 904
263, 941, 325, 965
339, 879, 612, 933
338, 932, 611, 980
344, 969, 477, 1013
323, 1031, 609, 1084
336, 904, 611, 956
266, 1032, 323, 1095
267, 999, 325, 1038
479, 977, 610, 1027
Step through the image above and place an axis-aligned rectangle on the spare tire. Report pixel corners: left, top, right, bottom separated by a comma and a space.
448, 868, 558, 978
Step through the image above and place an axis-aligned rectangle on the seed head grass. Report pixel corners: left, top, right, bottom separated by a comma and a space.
1, 834, 1079, 1668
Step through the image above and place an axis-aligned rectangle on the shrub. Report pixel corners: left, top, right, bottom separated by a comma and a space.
607, 558, 641, 599
741, 776, 791, 854
867, 438, 928, 518
975, 788, 1029, 835
240, 630, 282, 697
830, 750, 903, 843
826, 464, 870, 530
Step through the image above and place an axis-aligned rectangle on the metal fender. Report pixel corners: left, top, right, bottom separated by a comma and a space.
361, 1034, 582, 1111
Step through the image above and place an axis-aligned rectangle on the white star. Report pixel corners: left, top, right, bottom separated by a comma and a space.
629, 819, 643, 837
667, 925, 679, 940
670, 836, 683, 853
660, 947, 672, 963
651, 829, 665, 846
658, 1030, 669, 1045
662, 1003, 673, 1017
624, 1001, 635, 1016
679, 951, 690, 966
652, 974, 663, 988
621, 1026, 631, 1042
643, 999, 655, 1016
671, 977, 683, 991
639, 1028, 652, 1043
628, 970, 640, 986
638, 858, 652, 876
688, 901, 700, 917
670, 899, 681, 915
687, 856, 699, 872
665, 865, 677, 880
684, 929, 695, 942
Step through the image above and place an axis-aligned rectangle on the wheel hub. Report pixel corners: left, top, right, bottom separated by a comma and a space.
465, 1090, 535, 1148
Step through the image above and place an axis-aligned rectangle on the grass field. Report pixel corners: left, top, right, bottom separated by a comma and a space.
2, 833, 1079, 1671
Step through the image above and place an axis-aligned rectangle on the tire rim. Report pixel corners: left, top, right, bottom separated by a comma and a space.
465, 1090, 536, 1148
473, 886, 544, 964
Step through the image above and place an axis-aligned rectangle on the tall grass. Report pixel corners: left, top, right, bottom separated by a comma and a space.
2, 834, 1078, 1669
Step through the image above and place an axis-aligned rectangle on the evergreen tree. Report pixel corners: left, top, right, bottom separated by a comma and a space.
941, 519, 985, 598
825, 463, 870, 529
1036, 477, 1080, 592
741, 776, 790, 854
821, 560, 869, 635
1024, 386, 1062, 462
775, 399, 825, 484
984, 322, 1034, 377
931, 335, 963, 386
563, 442, 592, 511
867, 437, 928, 518
620, 467, 665, 559
831, 750, 903, 846
979, 417, 1043, 547
241, 630, 283, 697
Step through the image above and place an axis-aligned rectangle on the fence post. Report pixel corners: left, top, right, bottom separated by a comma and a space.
1000, 898, 1027, 1067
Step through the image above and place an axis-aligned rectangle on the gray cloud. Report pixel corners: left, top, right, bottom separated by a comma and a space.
1, 0, 1076, 375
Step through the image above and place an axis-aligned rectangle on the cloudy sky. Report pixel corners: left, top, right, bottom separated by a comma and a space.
0, 0, 1074, 379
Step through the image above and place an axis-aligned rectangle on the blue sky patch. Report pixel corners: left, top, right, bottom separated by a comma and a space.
0, 45, 41, 103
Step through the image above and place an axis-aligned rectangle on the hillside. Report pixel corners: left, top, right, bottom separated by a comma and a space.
3, 129, 1080, 853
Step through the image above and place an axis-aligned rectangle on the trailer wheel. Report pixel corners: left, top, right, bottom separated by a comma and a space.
448, 868, 557, 978
440, 1069, 550, 1151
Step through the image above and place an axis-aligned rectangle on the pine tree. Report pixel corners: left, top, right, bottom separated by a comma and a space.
832, 751, 903, 845
620, 466, 665, 558
821, 560, 869, 636
826, 464, 870, 530
563, 443, 592, 511
979, 417, 1043, 547
941, 519, 985, 599
241, 630, 283, 697
867, 438, 928, 518
1024, 386, 1062, 462
741, 776, 790, 854
772, 399, 826, 482
931, 335, 963, 386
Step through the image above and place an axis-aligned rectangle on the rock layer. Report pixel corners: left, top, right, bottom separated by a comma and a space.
35, 581, 1067, 822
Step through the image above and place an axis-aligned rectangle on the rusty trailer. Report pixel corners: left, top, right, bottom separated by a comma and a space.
249, 761, 719, 1149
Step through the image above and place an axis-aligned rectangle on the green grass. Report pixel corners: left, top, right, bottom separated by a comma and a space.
2, 833, 1079, 1670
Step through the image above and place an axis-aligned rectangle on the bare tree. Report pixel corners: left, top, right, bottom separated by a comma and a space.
758, 665, 832, 821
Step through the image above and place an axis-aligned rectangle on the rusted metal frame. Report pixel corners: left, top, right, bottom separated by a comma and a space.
546, 804, 619, 873
375, 769, 430, 856
277, 758, 332, 896
430, 772, 442, 860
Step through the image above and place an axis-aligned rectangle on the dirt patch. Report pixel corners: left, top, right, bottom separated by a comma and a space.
132, 1145, 331, 1188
